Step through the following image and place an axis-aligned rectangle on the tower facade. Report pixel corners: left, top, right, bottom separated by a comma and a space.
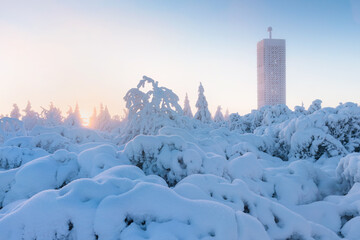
257, 27, 286, 109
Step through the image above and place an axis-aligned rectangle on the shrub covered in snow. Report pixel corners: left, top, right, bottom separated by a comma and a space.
227, 102, 360, 161
123, 134, 226, 186
337, 153, 360, 190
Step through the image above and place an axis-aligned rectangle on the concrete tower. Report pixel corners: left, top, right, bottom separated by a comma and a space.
257, 27, 286, 109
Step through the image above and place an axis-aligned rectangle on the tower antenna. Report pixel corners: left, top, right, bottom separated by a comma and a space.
267, 26, 272, 39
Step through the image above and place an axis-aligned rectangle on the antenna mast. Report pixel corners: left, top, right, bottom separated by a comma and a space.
267, 26, 272, 39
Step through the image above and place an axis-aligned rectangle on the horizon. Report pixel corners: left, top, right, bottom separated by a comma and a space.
1, 0, 359, 119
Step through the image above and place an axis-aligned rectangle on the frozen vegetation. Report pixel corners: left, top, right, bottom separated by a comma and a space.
1, 76, 360, 239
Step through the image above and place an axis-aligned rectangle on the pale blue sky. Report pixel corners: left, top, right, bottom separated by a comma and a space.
0, 0, 359, 118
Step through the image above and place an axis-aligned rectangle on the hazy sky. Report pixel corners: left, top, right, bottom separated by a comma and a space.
1, 0, 359, 119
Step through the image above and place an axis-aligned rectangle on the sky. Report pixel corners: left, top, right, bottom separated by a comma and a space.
0, 0, 359, 119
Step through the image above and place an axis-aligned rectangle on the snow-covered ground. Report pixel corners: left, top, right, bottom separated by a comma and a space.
1, 77, 360, 239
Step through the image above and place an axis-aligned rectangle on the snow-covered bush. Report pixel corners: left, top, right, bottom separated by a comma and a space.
123, 134, 226, 186
78, 144, 128, 177
228, 104, 294, 134
227, 152, 263, 180
337, 153, 360, 191
226, 102, 360, 161
308, 99, 322, 114
229, 113, 247, 133
174, 174, 339, 240
31, 132, 72, 153
326, 102, 360, 152
0, 146, 47, 169
29, 125, 104, 145
1, 149, 79, 207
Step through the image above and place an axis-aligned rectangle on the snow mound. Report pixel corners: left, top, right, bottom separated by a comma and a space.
1, 149, 79, 207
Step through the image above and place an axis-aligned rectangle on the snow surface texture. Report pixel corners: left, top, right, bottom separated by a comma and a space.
1, 78, 360, 239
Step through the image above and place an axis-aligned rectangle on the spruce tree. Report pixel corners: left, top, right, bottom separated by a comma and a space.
194, 83, 211, 123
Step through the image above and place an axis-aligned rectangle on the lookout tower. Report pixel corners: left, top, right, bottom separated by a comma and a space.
257, 27, 286, 109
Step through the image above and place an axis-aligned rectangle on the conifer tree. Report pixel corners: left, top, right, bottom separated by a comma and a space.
213, 105, 224, 122
41, 102, 63, 126
183, 93, 193, 118
224, 108, 230, 120
97, 105, 112, 131
64, 103, 82, 127
22, 101, 40, 130
194, 83, 211, 123
10, 104, 21, 119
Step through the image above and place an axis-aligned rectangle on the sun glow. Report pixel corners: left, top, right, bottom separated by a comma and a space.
81, 113, 91, 127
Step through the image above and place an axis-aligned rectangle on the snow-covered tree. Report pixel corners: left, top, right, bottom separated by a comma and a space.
224, 108, 230, 120
96, 105, 112, 132
64, 104, 82, 127
22, 101, 40, 130
194, 83, 211, 123
122, 76, 184, 142
213, 105, 224, 123
308, 99, 322, 114
41, 102, 63, 127
0, 117, 25, 142
183, 93, 193, 118
10, 104, 21, 119
89, 107, 97, 129
294, 105, 306, 116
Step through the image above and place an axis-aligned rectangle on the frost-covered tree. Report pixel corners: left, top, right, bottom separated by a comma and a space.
64, 104, 82, 127
224, 108, 230, 120
89, 107, 97, 129
0, 117, 25, 142
122, 76, 184, 142
96, 105, 112, 132
22, 101, 40, 130
10, 104, 21, 119
308, 99, 322, 114
183, 93, 193, 118
41, 102, 63, 127
214, 106, 224, 123
194, 83, 211, 123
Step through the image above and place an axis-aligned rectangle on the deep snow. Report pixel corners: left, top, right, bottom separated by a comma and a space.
1, 77, 360, 239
